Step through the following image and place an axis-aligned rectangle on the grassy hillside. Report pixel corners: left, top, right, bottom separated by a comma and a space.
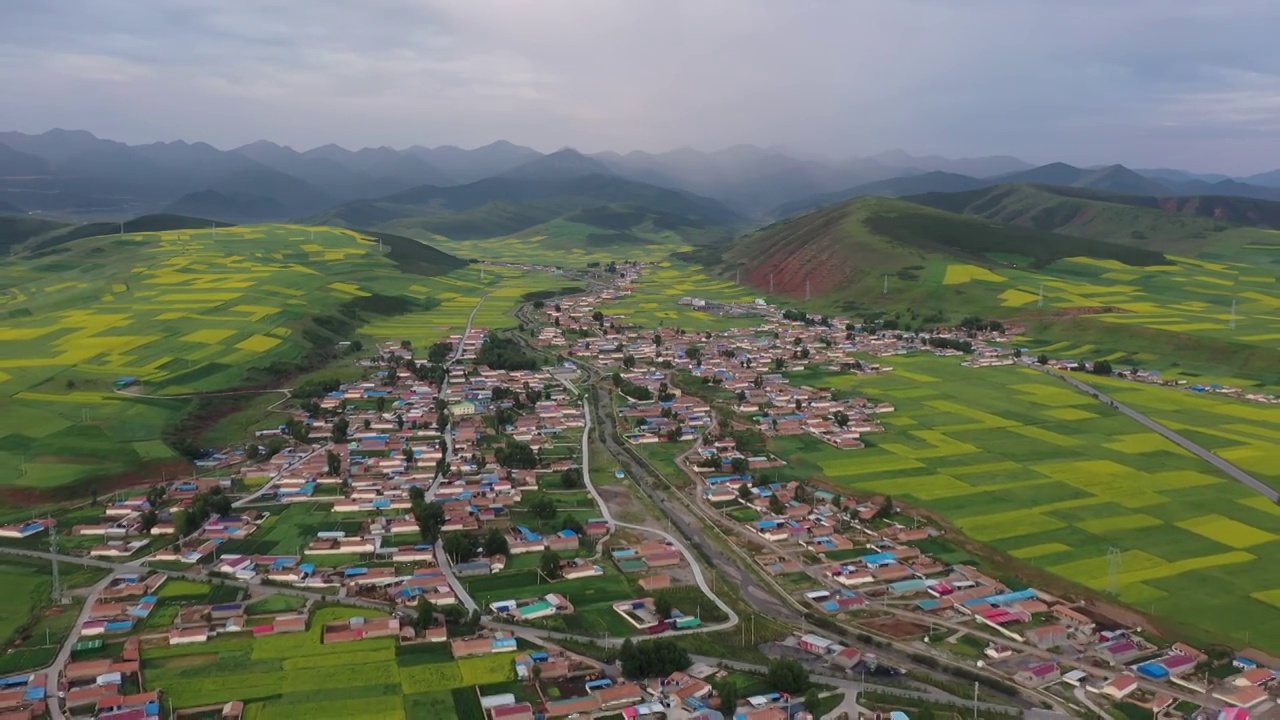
909, 184, 1280, 252
716, 196, 1164, 300
0, 216, 71, 253
25, 214, 235, 252
771, 171, 990, 218
0, 224, 467, 500
311, 174, 742, 245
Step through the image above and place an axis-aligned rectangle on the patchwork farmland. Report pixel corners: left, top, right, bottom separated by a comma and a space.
778, 356, 1280, 652
0, 225, 559, 494
141, 606, 521, 720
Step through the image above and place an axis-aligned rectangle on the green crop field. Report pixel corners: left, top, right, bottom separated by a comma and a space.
776, 356, 1280, 652
1072, 375, 1280, 492
0, 556, 109, 673
0, 225, 451, 494
421, 219, 697, 266
141, 605, 523, 719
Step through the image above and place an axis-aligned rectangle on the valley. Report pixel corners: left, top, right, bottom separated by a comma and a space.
0, 129, 1277, 720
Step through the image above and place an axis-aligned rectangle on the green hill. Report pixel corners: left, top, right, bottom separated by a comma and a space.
907, 184, 1280, 253
713, 196, 1165, 303
310, 175, 742, 244
26, 214, 235, 252
0, 224, 468, 502
0, 215, 71, 252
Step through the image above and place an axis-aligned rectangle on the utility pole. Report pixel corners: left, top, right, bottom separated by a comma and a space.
1229, 298, 1236, 330
973, 681, 979, 720
883, 274, 888, 295
735, 268, 741, 285
769, 273, 774, 294
119, 222, 124, 237
1038, 284, 1044, 308
50, 529, 62, 604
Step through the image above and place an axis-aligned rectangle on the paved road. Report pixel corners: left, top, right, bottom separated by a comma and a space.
686, 655, 1021, 715
577, 397, 739, 631
43, 570, 126, 720
1037, 366, 1278, 502
425, 291, 491, 501
433, 539, 481, 614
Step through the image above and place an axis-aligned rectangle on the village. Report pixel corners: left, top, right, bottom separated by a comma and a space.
0, 264, 1276, 720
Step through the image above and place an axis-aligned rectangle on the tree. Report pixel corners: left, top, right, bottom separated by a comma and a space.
140, 510, 158, 534
539, 550, 563, 580
403, 446, 416, 467
832, 410, 849, 429
654, 595, 673, 620
375, 396, 388, 413
482, 527, 510, 557
717, 680, 740, 714
443, 532, 478, 563
875, 495, 896, 520
766, 658, 810, 694
592, 310, 605, 326
416, 599, 437, 629
737, 483, 752, 500
768, 494, 785, 515
285, 418, 310, 443
1091, 359, 1113, 376
803, 688, 822, 713
329, 416, 349, 443
436, 409, 450, 435
772, 357, 786, 372
496, 439, 538, 470
245, 443, 261, 460
427, 341, 454, 364
560, 467, 583, 488
560, 516, 584, 535
622, 354, 636, 370
618, 639, 691, 679
529, 495, 558, 519
326, 450, 342, 477
414, 501, 445, 543
730, 456, 749, 475
653, 333, 663, 348
1037, 353, 1050, 366
686, 347, 701, 366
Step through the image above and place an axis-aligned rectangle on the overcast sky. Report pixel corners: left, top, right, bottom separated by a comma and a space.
3, 0, 1279, 174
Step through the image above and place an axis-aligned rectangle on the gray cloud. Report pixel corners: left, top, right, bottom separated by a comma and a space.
2, 0, 1279, 173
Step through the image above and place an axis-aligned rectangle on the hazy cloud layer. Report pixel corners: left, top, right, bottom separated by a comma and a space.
2, 0, 1279, 172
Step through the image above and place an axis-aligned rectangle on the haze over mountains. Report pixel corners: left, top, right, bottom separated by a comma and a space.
6, 129, 1280, 225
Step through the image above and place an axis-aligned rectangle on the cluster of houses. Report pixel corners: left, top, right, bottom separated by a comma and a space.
1037, 358, 1279, 406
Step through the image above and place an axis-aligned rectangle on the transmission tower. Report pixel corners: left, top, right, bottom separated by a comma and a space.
1106, 546, 1122, 596
50, 528, 62, 604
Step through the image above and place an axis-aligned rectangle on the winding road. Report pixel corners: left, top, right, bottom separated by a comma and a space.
1037, 365, 1278, 502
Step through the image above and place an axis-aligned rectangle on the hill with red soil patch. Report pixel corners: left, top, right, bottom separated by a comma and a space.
712, 196, 1166, 302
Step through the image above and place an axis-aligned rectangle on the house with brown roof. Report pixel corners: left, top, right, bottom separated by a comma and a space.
1101, 673, 1138, 700
1025, 624, 1069, 650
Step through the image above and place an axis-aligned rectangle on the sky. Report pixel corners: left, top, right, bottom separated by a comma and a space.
2, 0, 1280, 174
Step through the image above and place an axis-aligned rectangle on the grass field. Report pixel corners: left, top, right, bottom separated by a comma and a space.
778, 356, 1280, 652
418, 219, 697, 267
142, 605, 521, 719
0, 556, 109, 673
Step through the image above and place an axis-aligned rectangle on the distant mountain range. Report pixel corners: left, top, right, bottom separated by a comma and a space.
3, 128, 1280, 231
